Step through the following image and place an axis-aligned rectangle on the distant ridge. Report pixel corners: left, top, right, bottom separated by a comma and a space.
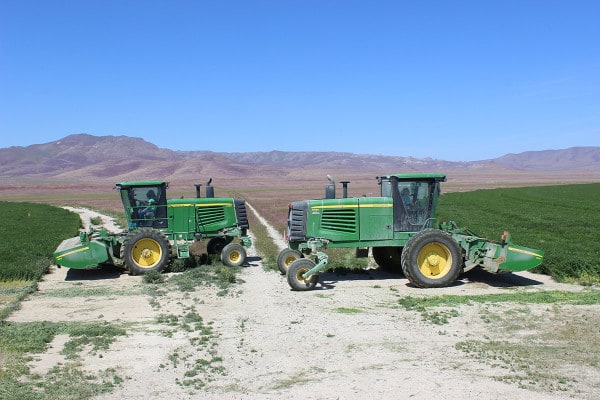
494, 147, 600, 171
1, 134, 599, 181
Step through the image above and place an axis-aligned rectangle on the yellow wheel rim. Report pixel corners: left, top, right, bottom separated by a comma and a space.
417, 242, 452, 279
296, 267, 311, 283
227, 250, 241, 263
131, 238, 162, 268
284, 255, 297, 268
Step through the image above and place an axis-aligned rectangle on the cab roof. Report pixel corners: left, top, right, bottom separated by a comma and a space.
377, 173, 446, 182
115, 181, 169, 189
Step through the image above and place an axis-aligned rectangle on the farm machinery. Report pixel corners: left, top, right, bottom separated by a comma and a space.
53, 179, 252, 274
277, 174, 544, 290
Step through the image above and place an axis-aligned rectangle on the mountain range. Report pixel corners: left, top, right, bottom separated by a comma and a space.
1, 134, 599, 183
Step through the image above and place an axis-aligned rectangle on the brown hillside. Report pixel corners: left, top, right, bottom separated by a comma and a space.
1, 134, 599, 189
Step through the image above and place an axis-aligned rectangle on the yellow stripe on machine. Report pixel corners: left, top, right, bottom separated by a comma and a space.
169, 203, 233, 208
508, 246, 543, 259
55, 246, 90, 260
311, 204, 392, 210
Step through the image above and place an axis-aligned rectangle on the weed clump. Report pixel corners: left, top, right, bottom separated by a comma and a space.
142, 271, 165, 284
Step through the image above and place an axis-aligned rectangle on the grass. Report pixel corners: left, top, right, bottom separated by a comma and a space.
0, 202, 83, 319
394, 289, 600, 392
0, 281, 37, 320
334, 307, 363, 314
454, 306, 600, 393
246, 207, 279, 271
0, 202, 81, 281
166, 261, 242, 296
397, 289, 600, 311
437, 183, 600, 284
0, 320, 126, 400
396, 289, 600, 325
155, 309, 224, 390
44, 285, 138, 297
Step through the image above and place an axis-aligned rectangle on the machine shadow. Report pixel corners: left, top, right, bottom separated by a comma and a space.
64, 254, 262, 281
461, 268, 544, 288
314, 268, 406, 291
313, 266, 544, 291
64, 264, 125, 281
244, 255, 263, 267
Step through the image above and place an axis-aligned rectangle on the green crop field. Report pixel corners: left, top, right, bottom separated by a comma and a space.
0, 202, 81, 282
437, 183, 600, 284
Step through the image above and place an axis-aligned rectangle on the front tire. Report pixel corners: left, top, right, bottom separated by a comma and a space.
401, 229, 463, 288
221, 243, 246, 267
287, 259, 319, 291
122, 228, 171, 275
276, 248, 303, 274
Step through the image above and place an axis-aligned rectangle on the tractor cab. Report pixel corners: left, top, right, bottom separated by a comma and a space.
377, 173, 446, 232
115, 181, 169, 229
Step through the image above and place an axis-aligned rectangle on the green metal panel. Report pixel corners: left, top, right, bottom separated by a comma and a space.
500, 245, 545, 272
306, 198, 359, 242
196, 203, 227, 227
358, 197, 394, 240
195, 198, 237, 233
167, 197, 237, 237
54, 237, 109, 269
167, 202, 195, 240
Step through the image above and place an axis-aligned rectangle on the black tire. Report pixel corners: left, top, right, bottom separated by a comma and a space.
221, 243, 246, 267
372, 246, 403, 272
207, 237, 228, 255
401, 229, 463, 288
276, 248, 303, 274
287, 259, 319, 291
122, 228, 171, 275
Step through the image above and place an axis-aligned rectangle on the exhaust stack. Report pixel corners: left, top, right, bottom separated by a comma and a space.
340, 180, 350, 198
325, 175, 335, 199
205, 178, 214, 198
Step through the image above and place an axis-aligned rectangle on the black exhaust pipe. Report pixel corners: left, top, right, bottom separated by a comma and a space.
205, 178, 214, 198
340, 180, 350, 198
194, 184, 202, 198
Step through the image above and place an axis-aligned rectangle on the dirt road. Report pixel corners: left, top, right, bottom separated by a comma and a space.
6, 207, 599, 399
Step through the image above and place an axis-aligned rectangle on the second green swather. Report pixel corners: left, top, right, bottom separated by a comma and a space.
278, 173, 544, 290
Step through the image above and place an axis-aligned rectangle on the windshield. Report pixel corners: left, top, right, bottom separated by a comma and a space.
120, 185, 166, 228
132, 186, 161, 207
381, 178, 436, 231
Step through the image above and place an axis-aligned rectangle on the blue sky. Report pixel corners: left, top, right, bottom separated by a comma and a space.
1, 1, 598, 161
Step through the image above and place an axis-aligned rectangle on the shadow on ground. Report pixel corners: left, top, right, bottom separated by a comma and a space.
311, 266, 544, 291
64, 264, 125, 281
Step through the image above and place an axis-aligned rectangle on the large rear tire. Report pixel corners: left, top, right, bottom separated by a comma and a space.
372, 246, 403, 272
401, 229, 463, 288
221, 243, 246, 267
287, 259, 319, 291
123, 228, 171, 275
276, 248, 303, 274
